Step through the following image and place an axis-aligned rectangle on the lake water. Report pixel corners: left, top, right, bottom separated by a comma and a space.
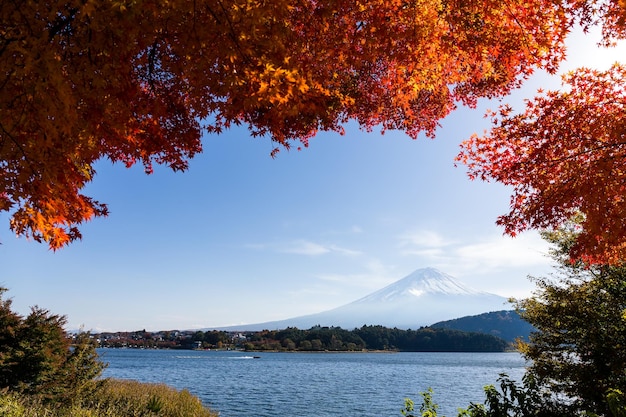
98, 349, 527, 417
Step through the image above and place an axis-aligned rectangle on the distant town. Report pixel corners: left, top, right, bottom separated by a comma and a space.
91, 329, 240, 350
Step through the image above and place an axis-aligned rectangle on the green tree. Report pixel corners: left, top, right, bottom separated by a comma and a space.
0, 288, 105, 404
281, 338, 297, 351
515, 223, 626, 416
0, 291, 23, 389
310, 339, 323, 351
60, 332, 107, 405
298, 340, 312, 350
204, 330, 231, 348
13, 306, 69, 396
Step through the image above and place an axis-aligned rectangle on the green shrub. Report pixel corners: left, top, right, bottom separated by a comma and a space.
0, 391, 49, 417
0, 393, 27, 417
402, 388, 440, 417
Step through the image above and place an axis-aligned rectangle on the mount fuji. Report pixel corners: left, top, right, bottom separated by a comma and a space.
216, 268, 510, 331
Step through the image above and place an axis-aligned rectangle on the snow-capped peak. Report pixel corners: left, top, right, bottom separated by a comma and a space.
354, 267, 489, 303
212, 267, 509, 331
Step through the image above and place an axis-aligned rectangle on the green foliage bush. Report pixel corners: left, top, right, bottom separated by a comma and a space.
401, 388, 439, 417
0, 392, 30, 417
403, 375, 582, 417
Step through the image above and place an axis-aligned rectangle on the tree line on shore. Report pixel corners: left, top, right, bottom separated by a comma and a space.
244, 325, 509, 352
93, 324, 510, 352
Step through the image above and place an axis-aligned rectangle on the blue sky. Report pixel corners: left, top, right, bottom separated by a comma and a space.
2, 29, 624, 332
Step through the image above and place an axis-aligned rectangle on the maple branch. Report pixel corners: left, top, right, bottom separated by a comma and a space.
10, 0, 34, 38
0, 121, 37, 181
212, 0, 252, 65
535, 140, 626, 167
147, 39, 160, 93
192, 0, 198, 33
503, 0, 528, 33
501, 0, 538, 60
0, 66, 16, 93
47, 7, 78, 42
0, 35, 22, 62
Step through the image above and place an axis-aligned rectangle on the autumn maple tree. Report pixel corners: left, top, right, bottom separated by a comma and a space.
458, 0, 626, 264
459, 65, 626, 264
0, 0, 616, 249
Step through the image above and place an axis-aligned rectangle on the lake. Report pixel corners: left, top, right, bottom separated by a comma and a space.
98, 349, 527, 417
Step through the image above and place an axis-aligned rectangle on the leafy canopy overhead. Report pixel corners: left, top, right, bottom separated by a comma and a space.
0, 0, 614, 248
458, 2, 626, 265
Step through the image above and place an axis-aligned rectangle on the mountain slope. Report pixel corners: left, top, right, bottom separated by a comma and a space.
430, 310, 536, 342
214, 268, 510, 331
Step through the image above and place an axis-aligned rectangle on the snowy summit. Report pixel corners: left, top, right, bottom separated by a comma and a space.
356, 267, 486, 303
215, 267, 510, 331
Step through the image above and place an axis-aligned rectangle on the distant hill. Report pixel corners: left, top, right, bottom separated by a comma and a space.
430, 310, 535, 343
210, 268, 510, 331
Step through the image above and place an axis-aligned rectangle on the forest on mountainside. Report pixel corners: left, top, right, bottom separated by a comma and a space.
431, 310, 536, 342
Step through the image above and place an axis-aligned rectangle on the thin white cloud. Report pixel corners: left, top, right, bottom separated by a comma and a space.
350, 225, 364, 234
455, 234, 549, 270
281, 240, 362, 257
283, 240, 331, 255
396, 229, 551, 278
328, 245, 362, 256
405, 248, 446, 258
244, 239, 362, 256
398, 230, 456, 253
315, 259, 399, 290
322, 224, 364, 236
243, 243, 268, 250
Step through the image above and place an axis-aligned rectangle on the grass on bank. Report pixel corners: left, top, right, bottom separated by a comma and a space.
0, 378, 218, 417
